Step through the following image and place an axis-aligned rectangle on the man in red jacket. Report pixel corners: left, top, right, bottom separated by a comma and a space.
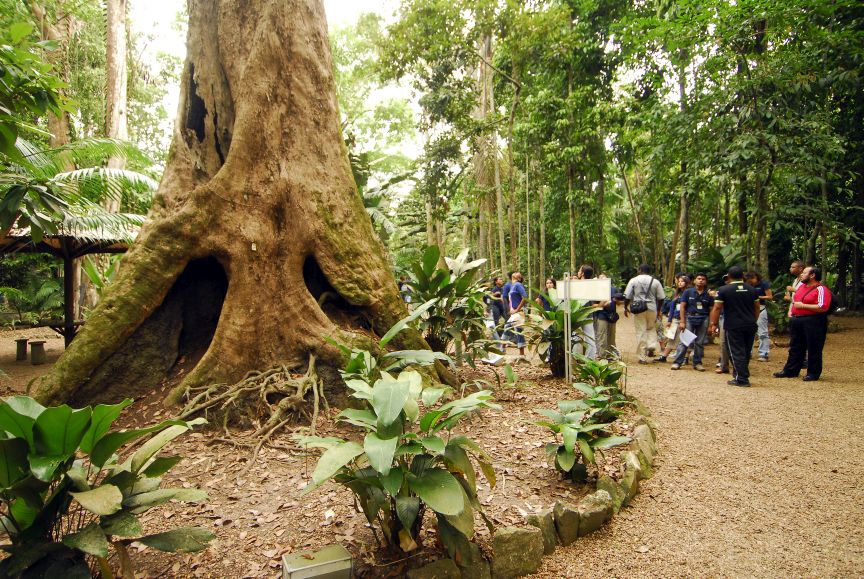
774, 266, 833, 382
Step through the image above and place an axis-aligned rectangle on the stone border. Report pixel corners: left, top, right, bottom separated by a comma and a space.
407, 402, 658, 579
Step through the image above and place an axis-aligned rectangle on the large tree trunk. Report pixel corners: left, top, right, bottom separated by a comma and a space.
34, 0, 436, 405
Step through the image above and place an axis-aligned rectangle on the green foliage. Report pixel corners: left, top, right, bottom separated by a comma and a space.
535, 401, 629, 483
689, 244, 746, 287
298, 343, 498, 558
0, 21, 67, 157
525, 298, 598, 378
0, 396, 213, 577
406, 246, 499, 364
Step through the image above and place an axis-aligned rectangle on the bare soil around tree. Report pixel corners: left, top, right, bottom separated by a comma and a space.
1, 315, 862, 577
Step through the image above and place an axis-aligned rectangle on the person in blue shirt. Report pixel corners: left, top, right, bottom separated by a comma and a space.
504, 272, 528, 356
670, 272, 714, 371
656, 274, 690, 362
501, 271, 514, 316
745, 271, 773, 361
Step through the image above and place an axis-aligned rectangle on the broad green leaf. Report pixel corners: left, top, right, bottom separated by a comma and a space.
142, 455, 182, 478
558, 400, 589, 413
9, 22, 34, 44
363, 433, 398, 476
137, 527, 215, 553
292, 435, 345, 450
444, 443, 475, 492
478, 459, 496, 489
0, 438, 28, 488
420, 435, 446, 455
562, 426, 578, 453
344, 379, 373, 400
421, 387, 448, 407
33, 405, 92, 458
130, 418, 206, 474
0, 396, 45, 447
123, 488, 207, 511
63, 522, 109, 557
310, 442, 364, 485
395, 495, 421, 532
421, 245, 440, 277
380, 468, 403, 496
419, 409, 445, 432
372, 377, 410, 428
90, 419, 190, 468
577, 438, 595, 465
100, 511, 142, 537
80, 399, 133, 453
408, 468, 464, 516
556, 447, 576, 472
379, 299, 436, 347
337, 408, 377, 429
71, 484, 123, 516
444, 488, 474, 538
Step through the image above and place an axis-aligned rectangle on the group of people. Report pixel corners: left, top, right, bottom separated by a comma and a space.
622, 261, 833, 387
483, 258, 833, 387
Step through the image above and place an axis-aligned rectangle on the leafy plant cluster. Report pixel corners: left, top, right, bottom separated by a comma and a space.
0, 254, 63, 323
525, 297, 598, 378
300, 330, 498, 561
406, 245, 499, 364
0, 396, 213, 577
535, 356, 631, 482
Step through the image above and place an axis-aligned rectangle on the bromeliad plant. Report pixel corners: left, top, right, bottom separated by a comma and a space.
298, 366, 498, 559
0, 396, 213, 577
535, 403, 630, 483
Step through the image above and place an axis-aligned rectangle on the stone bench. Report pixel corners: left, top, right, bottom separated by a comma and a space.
29, 340, 46, 365
15, 338, 28, 361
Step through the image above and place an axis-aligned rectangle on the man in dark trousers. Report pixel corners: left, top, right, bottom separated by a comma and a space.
774, 266, 833, 382
708, 266, 760, 387
670, 272, 714, 371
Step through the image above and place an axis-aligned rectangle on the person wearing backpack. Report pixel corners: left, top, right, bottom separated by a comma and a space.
774, 266, 833, 382
624, 264, 666, 364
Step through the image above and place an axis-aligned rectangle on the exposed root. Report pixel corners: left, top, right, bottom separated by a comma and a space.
180, 354, 327, 466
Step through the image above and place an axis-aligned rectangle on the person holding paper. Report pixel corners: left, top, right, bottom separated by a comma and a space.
656, 274, 691, 362
670, 273, 714, 371
506, 272, 528, 357
708, 266, 760, 387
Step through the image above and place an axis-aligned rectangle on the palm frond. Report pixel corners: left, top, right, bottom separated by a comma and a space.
59, 211, 144, 243
56, 138, 152, 167
52, 167, 158, 203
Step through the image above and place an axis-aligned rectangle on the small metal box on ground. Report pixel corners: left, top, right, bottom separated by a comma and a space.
282, 544, 353, 579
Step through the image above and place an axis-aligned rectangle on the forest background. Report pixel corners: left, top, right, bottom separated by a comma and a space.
2, 0, 863, 315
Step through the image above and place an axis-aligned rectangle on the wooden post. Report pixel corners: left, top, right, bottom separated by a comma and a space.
30, 341, 46, 365
15, 339, 28, 361
63, 252, 75, 347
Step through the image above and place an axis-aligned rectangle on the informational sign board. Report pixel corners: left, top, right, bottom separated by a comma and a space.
556, 277, 612, 303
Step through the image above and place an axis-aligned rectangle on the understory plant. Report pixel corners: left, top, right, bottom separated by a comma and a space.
525, 298, 597, 378
535, 404, 630, 483
406, 245, 499, 364
298, 340, 498, 560
536, 355, 631, 481
0, 396, 213, 577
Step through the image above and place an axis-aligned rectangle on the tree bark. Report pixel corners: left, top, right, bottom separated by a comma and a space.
34, 0, 438, 405
105, 0, 128, 200
539, 179, 545, 284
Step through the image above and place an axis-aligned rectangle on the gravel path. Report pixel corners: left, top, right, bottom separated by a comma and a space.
537, 316, 864, 578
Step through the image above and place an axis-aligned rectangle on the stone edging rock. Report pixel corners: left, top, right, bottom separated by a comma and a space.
407, 401, 658, 579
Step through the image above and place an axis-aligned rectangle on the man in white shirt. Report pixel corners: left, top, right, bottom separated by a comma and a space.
624, 264, 666, 364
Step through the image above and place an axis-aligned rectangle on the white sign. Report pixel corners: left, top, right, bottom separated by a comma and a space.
557, 278, 612, 302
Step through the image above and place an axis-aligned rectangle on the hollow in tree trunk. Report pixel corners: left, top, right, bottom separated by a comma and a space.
33, 0, 443, 406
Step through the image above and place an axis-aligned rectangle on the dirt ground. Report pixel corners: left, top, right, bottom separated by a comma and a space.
1, 316, 863, 578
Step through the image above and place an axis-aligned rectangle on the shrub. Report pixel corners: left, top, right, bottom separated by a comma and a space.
0, 396, 213, 577
298, 358, 498, 560
525, 299, 597, 378
406, 246, 498, 364
535, 403, 630, 483
572, 354, 627, 392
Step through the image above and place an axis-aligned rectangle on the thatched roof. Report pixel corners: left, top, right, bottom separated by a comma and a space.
0, 217, 143, 259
